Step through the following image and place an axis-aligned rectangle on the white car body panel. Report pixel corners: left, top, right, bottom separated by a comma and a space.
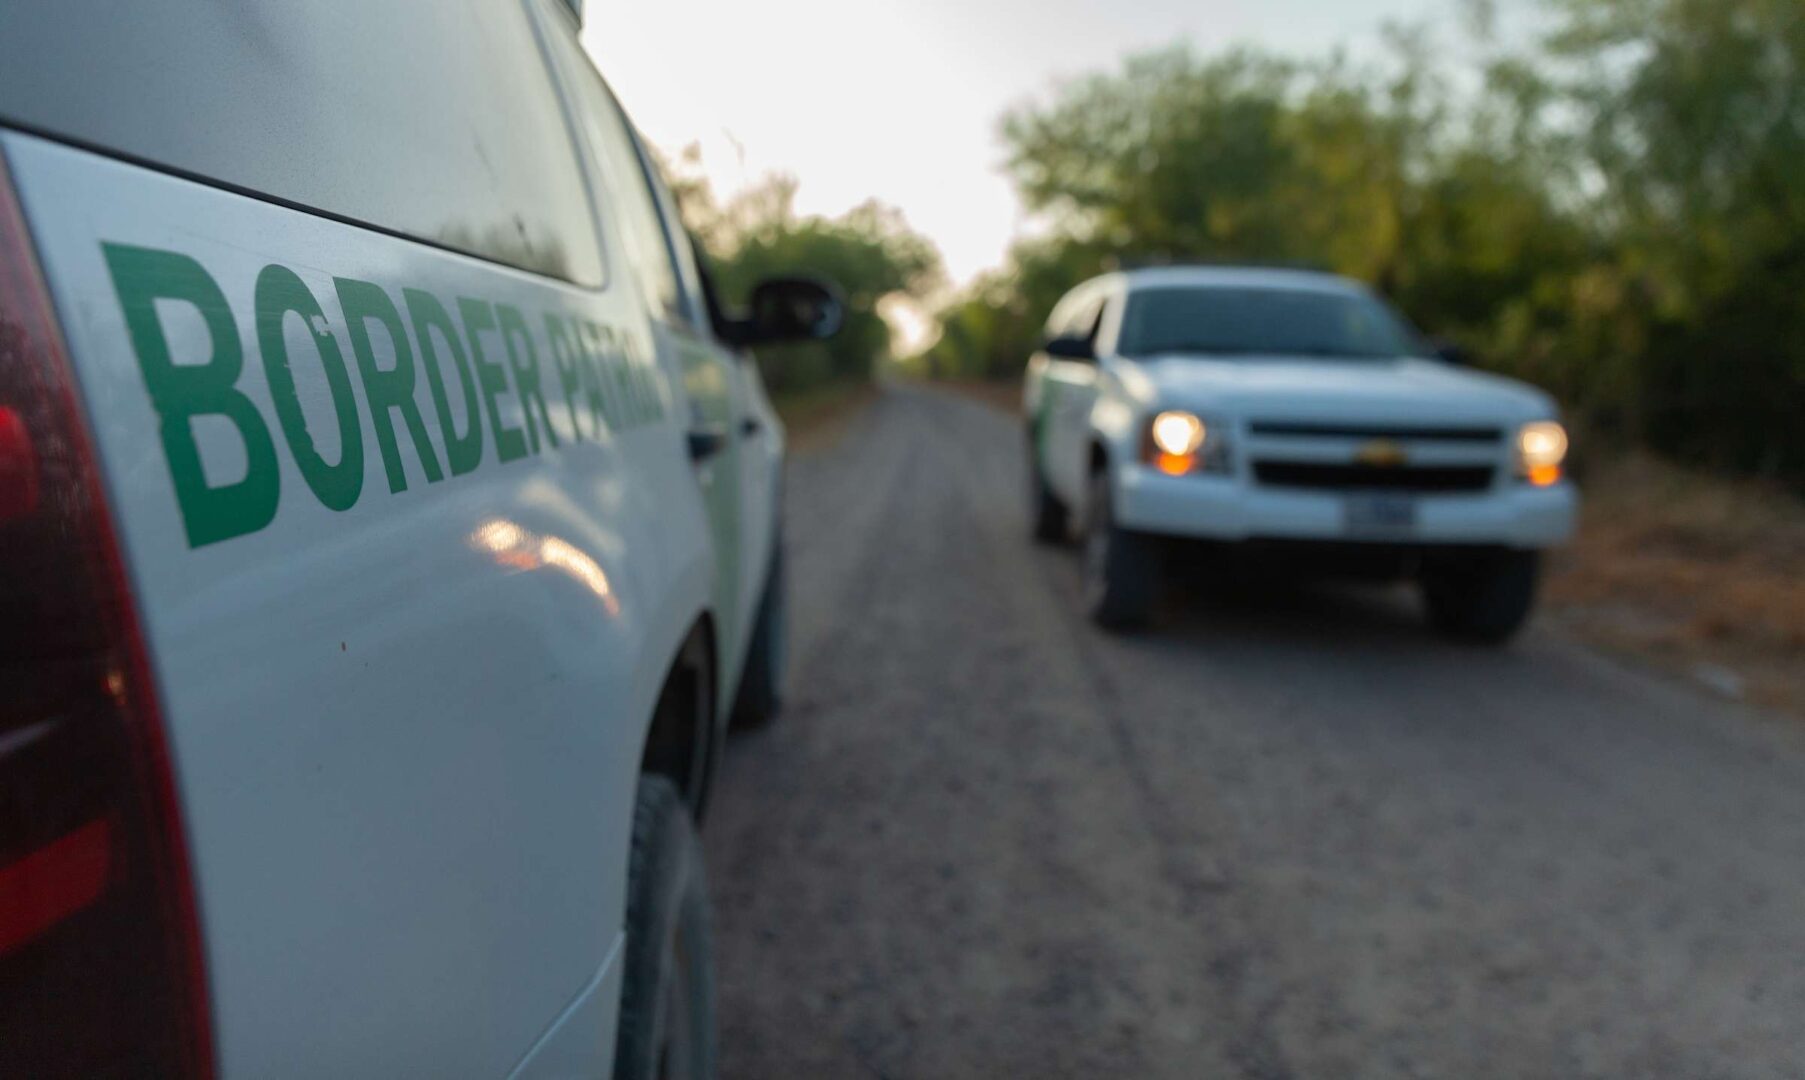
1027, 269, 1579, 549
532, 13, 774, 701
1115, 465, 1577, 546
8, 126, 723, 1077
1131, 354, 1557, 418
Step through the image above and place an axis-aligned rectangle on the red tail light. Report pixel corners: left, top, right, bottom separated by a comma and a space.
0, 154, 214, 1076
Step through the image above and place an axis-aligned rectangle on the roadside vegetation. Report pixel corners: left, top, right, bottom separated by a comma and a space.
1548, 453, 1805, 713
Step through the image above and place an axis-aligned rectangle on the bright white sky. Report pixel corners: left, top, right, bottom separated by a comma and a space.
581, 0, 1490, 287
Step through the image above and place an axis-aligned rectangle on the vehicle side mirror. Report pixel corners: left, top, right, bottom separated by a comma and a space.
1044, 335, 1095, 362
1431, 338, 1472, 367
731, 277, 844, 347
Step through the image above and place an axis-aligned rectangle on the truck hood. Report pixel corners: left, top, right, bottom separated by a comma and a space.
1126, 354, 1557, 425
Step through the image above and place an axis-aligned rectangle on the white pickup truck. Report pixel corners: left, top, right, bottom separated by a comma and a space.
1025, 266, 1577, 641
0, 1, 838, 1076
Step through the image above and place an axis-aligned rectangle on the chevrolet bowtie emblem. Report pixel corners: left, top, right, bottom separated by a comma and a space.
1355, 439, 1408, 467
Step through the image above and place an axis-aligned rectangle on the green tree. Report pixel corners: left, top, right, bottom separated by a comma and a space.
1548, 0, 1805, 470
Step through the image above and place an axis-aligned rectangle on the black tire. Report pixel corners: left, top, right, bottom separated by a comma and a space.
730, 544, 786, 730
1029, 434, 1070, 544
1420, 548, 1541, 644
614, 776, 717, 1080
1083, 467, 1159, 630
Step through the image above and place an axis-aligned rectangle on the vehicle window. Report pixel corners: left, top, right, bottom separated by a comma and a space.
0, 0, 603, 285
628, 129, 711, 330
1117, 287, 1427, 360
538, 19, 693, 328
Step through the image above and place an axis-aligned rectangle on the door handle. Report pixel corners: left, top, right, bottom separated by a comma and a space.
688, 429, 727, 461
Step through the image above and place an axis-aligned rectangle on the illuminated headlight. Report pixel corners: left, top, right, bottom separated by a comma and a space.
1145, 410, 1229, 476
1151, 411, 1206, 457
1516, 421, 1569, 486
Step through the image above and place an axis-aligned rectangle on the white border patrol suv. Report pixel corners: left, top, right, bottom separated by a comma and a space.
1025, 266, 1577, 641
0, 2, 837, 1076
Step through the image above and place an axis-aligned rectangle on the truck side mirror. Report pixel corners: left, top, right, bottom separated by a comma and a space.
731, 277, 845, 347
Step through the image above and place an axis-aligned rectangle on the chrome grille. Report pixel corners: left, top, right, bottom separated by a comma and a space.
1252, 461, 1496, 492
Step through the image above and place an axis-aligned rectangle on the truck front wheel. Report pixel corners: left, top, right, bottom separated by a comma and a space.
1419, 549, 1541, 645
1083, 468, 1159, 630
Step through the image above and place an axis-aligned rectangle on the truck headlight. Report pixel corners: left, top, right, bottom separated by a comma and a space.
1151, 411, 1205, 456
1145, 410, 1230, 476
1517, 421, 1569, 487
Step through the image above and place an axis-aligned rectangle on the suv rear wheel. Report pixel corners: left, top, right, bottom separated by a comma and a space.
1420, 549, 1541, 644
613, 776, 717, 1080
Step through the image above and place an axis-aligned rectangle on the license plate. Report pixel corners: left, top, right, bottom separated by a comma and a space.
1343, 494, 1418, 537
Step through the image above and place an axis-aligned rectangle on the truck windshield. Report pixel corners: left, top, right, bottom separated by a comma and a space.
1118, 286, 1428, 360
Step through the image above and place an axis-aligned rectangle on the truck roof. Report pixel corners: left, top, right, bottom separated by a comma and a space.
1110, 265, 1367, 295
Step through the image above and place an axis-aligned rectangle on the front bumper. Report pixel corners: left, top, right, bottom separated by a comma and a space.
1114, 464, 1578, 549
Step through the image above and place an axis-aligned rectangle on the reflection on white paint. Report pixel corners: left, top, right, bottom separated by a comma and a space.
472, 519, 525, 555
470, 518, 620, 616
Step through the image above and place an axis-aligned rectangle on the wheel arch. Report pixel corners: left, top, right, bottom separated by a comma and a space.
639, 611, 722, 819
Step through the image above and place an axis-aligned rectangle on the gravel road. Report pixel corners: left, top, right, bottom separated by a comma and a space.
703, 383, 1805, 1079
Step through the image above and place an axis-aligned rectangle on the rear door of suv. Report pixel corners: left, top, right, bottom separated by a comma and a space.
534, 18, 768, 706
0, 0, 715, 1074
